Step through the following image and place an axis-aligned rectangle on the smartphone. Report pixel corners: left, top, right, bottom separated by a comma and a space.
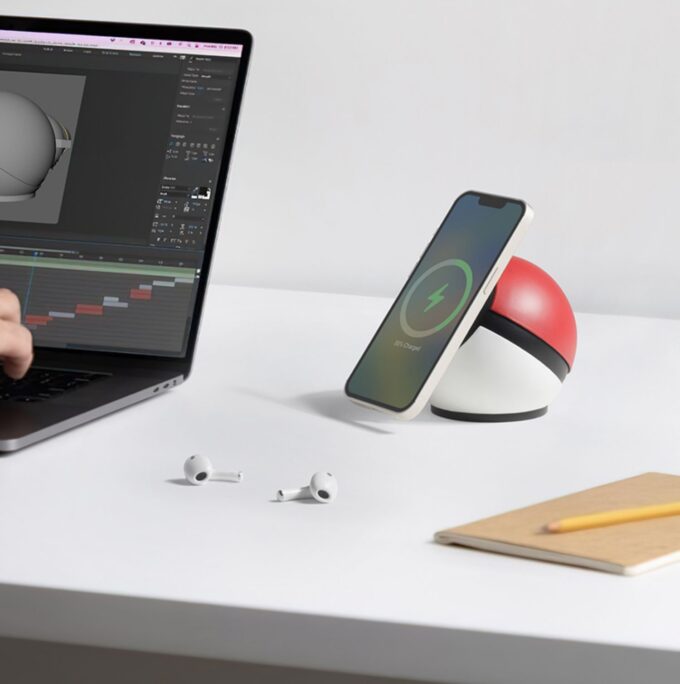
345, 191, 533, 419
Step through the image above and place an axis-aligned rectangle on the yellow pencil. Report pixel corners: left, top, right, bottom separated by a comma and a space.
546, 501, 680, 533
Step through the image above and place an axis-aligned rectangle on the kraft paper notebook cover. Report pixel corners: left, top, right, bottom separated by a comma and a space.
435, 472, 680, 576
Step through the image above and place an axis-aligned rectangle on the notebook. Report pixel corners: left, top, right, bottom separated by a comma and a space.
435, 472, 680, 576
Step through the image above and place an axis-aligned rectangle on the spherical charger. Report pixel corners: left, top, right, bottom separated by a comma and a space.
430, 257, 577, 422
0, 91, 72, 202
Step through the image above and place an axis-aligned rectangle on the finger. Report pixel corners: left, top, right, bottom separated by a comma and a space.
0, 289, 21, 324
4, 349, 33, 380
0, 320, 33, 379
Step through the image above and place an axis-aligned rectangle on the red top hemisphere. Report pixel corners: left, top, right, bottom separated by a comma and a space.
490, 257, 577, 368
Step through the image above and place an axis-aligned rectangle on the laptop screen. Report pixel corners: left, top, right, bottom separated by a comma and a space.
0, 28, 245, 357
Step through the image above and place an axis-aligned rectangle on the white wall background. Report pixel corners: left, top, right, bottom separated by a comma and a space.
4, 0, 680, 318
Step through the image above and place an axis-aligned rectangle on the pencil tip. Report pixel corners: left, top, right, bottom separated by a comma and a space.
546, 522, 559, 533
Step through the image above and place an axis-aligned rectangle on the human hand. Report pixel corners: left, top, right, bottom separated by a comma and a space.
0, 289, 33, 379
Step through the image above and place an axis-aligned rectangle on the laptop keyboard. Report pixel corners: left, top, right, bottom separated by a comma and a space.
0, 368, 109, 403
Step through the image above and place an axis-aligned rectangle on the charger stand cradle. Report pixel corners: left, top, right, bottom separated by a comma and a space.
428, 258, 578, 423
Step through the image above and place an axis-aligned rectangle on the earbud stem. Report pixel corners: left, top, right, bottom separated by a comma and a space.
213, 471, 243, 483
277, 485, 311, 502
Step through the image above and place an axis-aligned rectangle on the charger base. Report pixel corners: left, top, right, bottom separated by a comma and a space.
430, 405, 548, 423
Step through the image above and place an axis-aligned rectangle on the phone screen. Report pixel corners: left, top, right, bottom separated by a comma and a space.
345, 192, 526, 411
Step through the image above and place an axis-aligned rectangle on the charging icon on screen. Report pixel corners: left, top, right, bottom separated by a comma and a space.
423, 283, 449, 313
399, 259, 473, 339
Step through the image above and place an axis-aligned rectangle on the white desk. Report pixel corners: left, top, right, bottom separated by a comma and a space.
1, 285, 679, 684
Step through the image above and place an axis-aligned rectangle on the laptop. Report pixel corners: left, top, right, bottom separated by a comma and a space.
0, 16, 252, 451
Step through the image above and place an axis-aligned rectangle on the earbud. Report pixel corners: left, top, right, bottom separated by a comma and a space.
183, 454, 243, 486
277, 472, 338, 503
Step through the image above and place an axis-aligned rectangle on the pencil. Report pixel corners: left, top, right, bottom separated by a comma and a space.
546, 501, 680, 533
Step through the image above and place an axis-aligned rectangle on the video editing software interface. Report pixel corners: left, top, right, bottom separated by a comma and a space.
0, 29, 243, 356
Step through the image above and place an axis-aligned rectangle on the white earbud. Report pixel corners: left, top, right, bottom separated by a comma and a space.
277, 472, 338, 503
183, 454, 243, 486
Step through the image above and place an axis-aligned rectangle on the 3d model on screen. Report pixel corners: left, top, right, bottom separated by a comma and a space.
0, 91, 72, 202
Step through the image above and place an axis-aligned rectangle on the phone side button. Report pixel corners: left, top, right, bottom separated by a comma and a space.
483, 268, 499, 295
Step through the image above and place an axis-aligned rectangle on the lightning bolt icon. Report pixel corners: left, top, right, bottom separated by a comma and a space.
424, 283, 449, 313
